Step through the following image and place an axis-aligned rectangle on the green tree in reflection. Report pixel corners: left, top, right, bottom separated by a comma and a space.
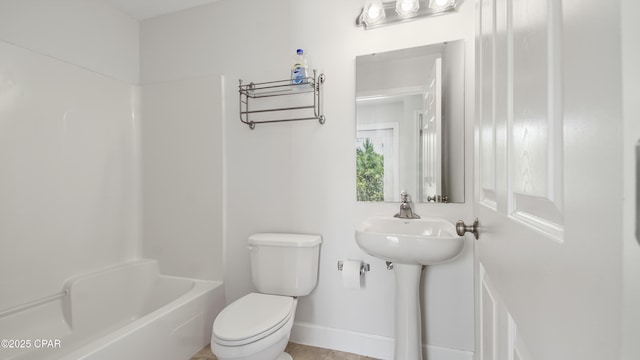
356, 139, 384, 201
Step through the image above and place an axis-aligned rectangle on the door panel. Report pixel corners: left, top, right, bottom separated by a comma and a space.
421, 58, 442, 201
475, 0, 623, 359
622, 1, 640, 359
510, 0, 564, 238
480, 264, 531, 360
478, 0, 496, 208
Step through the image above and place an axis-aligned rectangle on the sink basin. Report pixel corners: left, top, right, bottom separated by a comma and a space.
355, 216, 464, 265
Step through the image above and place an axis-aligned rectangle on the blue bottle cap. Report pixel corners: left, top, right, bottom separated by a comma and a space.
297, 49, 304, 55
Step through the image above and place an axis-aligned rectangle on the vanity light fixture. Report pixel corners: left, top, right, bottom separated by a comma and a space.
356, 0, 457, 29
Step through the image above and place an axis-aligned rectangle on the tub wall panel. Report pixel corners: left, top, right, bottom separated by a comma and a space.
0, 41, 138, 312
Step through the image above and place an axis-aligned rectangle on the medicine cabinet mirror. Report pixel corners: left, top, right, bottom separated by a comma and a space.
355, 40, 465, 203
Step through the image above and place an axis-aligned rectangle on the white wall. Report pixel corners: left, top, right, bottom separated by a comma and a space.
140, 75, 224, 281
141, 0, 475, 358
0, 0, 139, 84
357, 54, 438, 94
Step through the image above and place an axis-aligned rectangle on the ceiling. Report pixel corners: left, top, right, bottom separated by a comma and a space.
104, 0, 222, 20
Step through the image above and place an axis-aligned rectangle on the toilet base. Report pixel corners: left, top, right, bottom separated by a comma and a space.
278, 352, 293, 360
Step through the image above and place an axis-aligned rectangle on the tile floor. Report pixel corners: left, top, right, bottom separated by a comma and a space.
190, 343, 380, 360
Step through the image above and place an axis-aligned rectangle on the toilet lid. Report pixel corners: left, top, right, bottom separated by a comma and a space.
213, 293, 294, 346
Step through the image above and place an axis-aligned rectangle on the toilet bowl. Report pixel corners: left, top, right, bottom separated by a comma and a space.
210, 233, 321, 360
212, 293, 297, 360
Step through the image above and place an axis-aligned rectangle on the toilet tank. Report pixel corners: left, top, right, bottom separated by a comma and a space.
248, 233, 322, 297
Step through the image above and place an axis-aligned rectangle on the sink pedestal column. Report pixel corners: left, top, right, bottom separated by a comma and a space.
393, 263, 423, 360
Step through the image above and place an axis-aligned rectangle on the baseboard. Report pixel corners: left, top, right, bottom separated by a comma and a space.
291, 321, 474, 360
290, 321, 393, 358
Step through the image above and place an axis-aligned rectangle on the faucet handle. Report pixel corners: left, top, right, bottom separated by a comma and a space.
400, 191, 409, 202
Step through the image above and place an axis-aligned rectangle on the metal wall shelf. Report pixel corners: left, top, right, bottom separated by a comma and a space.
239, 70, 326, 130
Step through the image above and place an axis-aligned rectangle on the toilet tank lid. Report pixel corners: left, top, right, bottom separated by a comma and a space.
249, 233, 322, 247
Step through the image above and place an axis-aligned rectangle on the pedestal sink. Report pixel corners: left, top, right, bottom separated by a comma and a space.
355, 216, 464, 360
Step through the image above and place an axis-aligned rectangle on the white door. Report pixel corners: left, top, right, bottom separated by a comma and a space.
475, 0, 624, 359
420, 58, 443, 202
621, 0, 640, 358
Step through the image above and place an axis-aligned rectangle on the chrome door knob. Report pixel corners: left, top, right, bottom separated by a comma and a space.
456, 218, 479, 240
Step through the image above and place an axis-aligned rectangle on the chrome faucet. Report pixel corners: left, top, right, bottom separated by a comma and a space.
394, 191, 421, 219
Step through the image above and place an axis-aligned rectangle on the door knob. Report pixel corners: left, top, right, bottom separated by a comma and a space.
456, 218, 479, 240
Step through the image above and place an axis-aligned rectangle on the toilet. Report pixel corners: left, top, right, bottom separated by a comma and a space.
211, 233, 322, 360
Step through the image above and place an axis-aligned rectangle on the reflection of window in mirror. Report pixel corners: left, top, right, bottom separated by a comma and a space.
356, 95, 421, 202
356, 137, 384, 202
356, 124, 399, 201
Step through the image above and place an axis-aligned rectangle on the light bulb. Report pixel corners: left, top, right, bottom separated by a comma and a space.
396, 0, 419, 15
367, 5, 382, 19
429, 0, 454, 9
363, 0, 385, 22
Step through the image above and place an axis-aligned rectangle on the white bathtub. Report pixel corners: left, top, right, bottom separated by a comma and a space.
0, 259, 224, 360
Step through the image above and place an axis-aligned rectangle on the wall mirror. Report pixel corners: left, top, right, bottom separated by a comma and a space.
355, 40, 465, 203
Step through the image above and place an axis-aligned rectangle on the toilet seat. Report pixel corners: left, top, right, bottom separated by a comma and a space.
213, 293, 295, 347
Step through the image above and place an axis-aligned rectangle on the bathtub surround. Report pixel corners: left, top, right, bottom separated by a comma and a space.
0, 0, 141, 316
0, 0, 139, 83
0, 1, 225, 358
0, 40, 140, 312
